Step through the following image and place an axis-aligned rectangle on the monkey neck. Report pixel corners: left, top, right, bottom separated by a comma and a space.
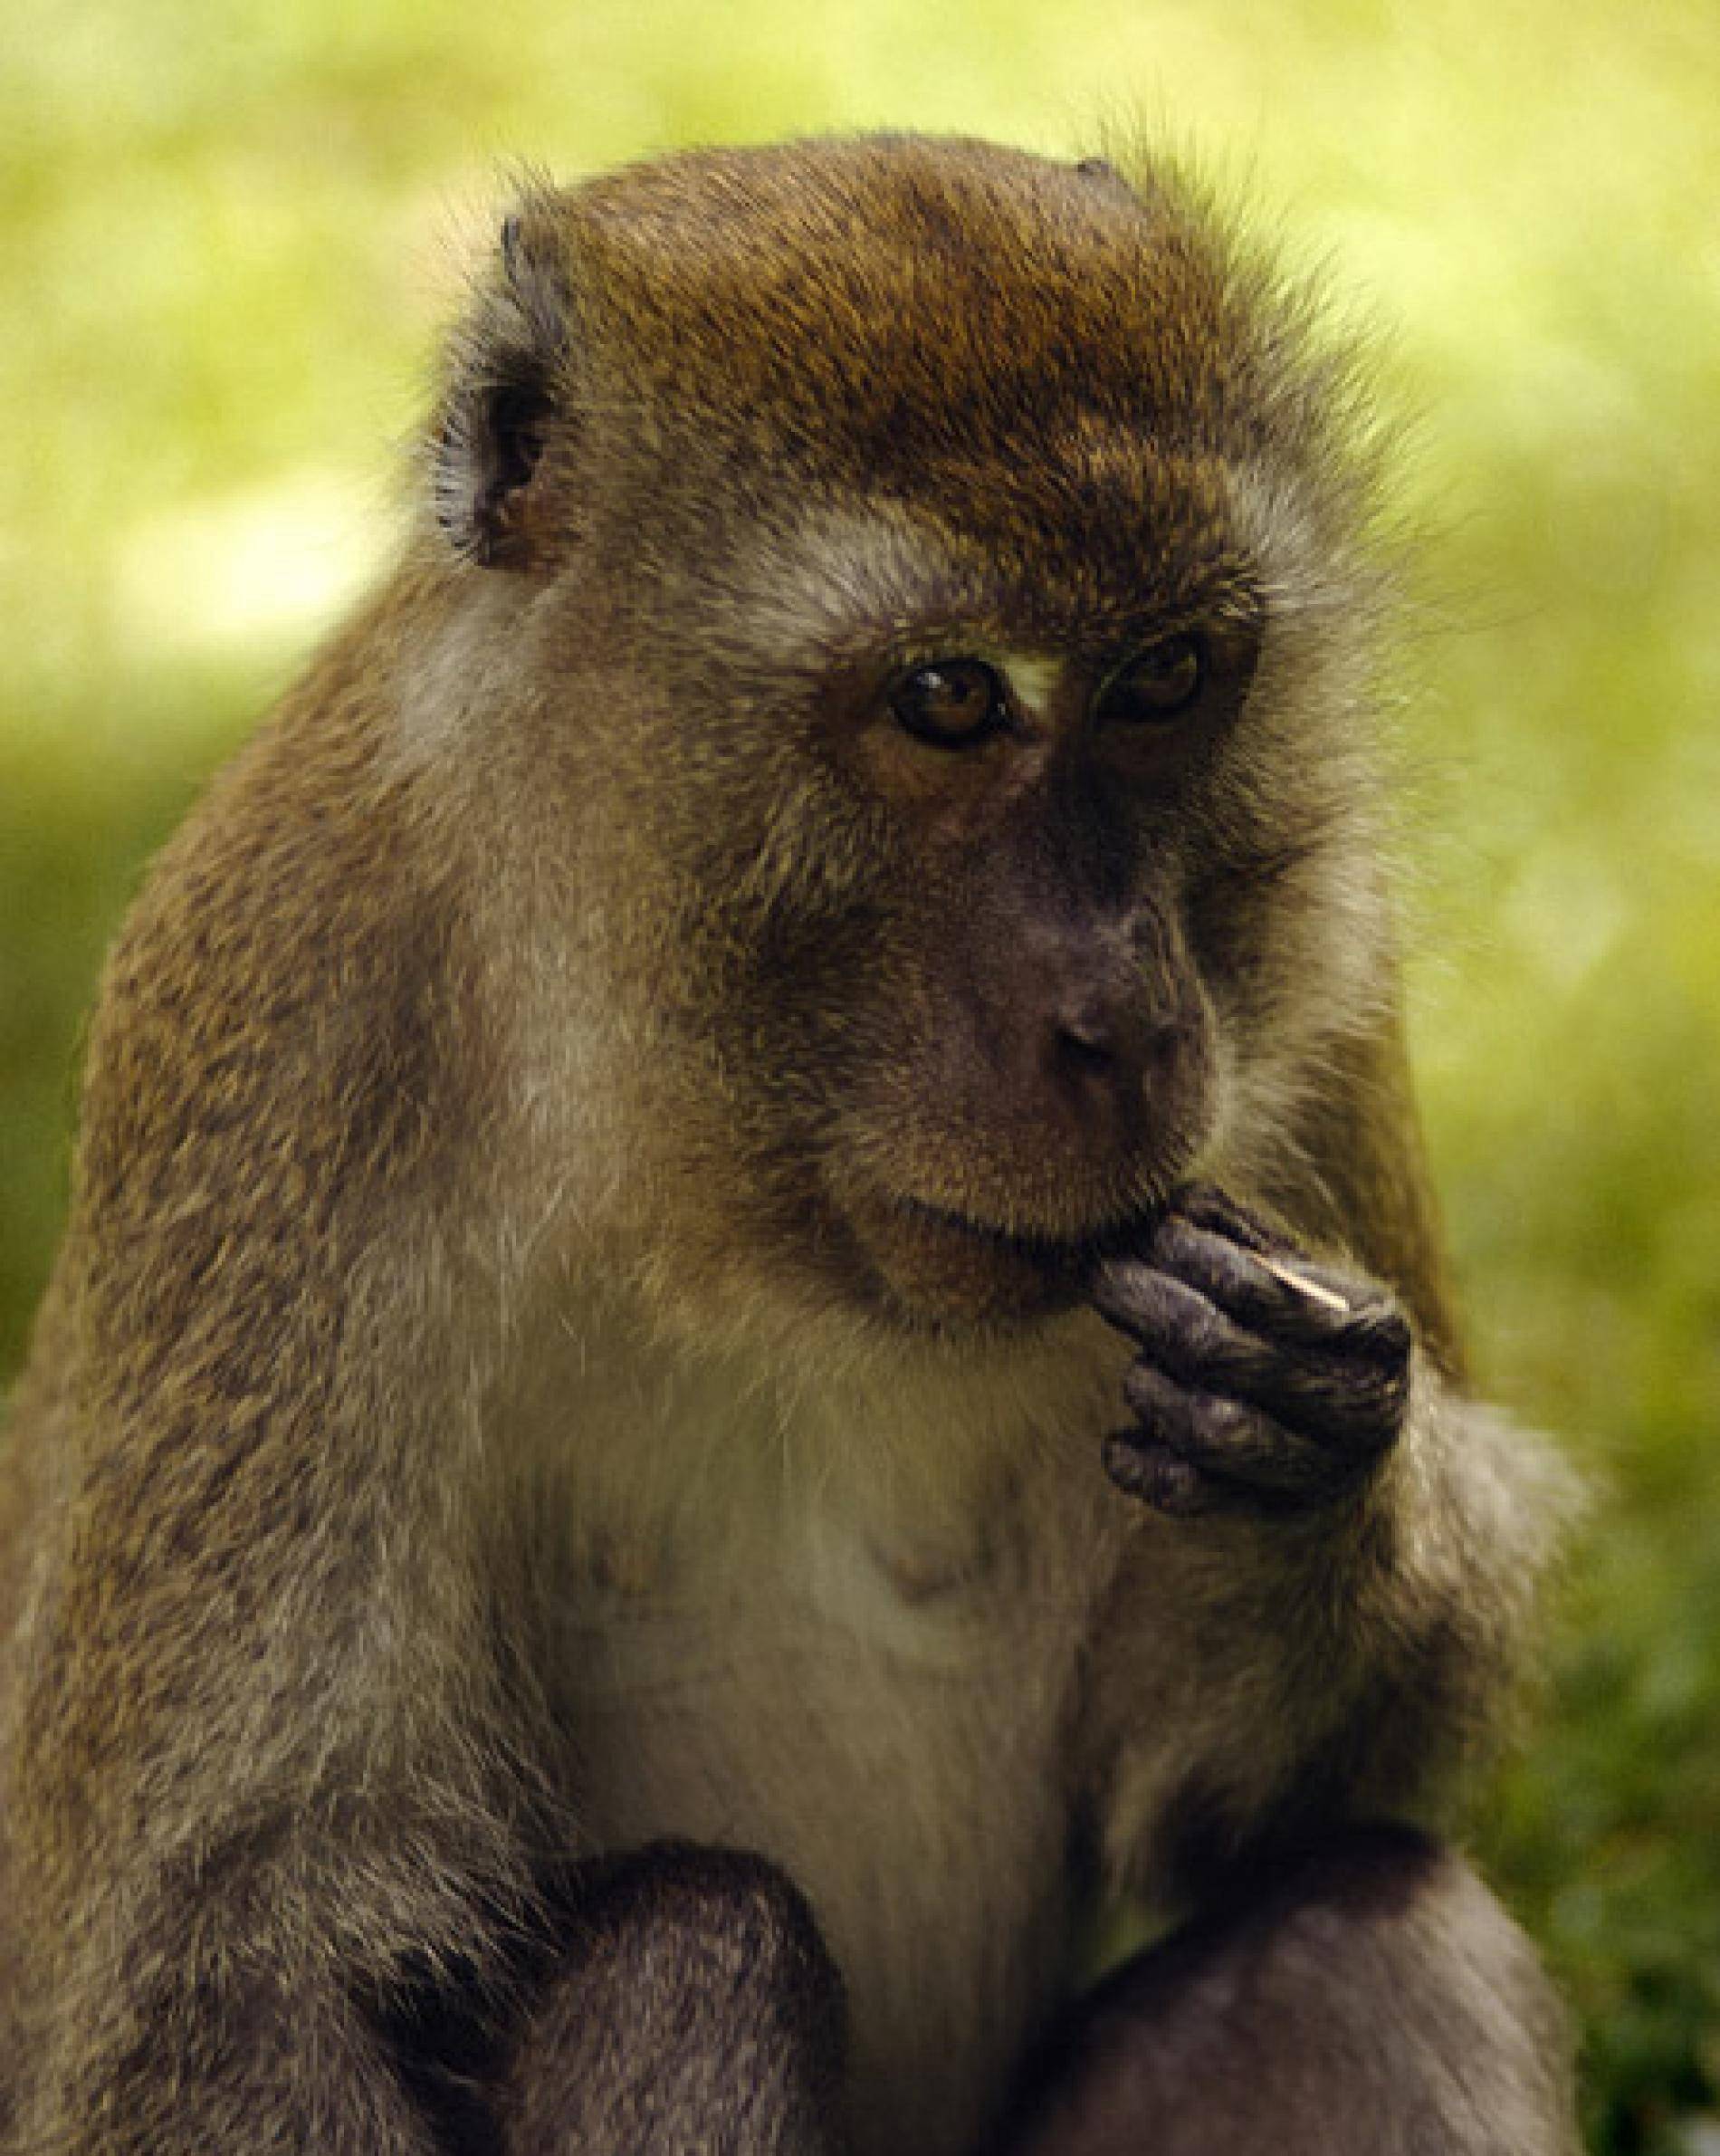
485, 1264, 1128, 1583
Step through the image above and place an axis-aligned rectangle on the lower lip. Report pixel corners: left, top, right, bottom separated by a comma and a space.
843, 1189, 1105, 1326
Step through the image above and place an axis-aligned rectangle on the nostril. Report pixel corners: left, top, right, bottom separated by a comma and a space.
1050, 1007, 1189, 1096
1053, 1008, 1118, 1074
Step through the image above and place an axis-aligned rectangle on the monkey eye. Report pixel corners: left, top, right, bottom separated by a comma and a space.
1094, 634, 1207, 726
887, 660, 1009, 750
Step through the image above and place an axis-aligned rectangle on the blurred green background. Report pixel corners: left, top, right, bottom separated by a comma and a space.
2, 0, 1716, 2145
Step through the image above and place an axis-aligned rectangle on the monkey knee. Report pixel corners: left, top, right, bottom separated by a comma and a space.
1238, 1827, 1579, 2152
1262, 1825, 1573, 2070
568, 1840, 842, 2016
497, 1844, 847, 2156
1002, 1827, 1579, 2156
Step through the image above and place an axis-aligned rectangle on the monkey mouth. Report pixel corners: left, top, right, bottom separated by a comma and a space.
838, 1185, 1170, 1328
896, 1193, 1163, 1267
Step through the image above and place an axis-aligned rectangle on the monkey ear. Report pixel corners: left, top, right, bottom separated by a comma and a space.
433, 199, 576, 570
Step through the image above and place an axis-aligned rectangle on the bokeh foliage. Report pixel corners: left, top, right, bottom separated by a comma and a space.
2, 2, 1717, 2146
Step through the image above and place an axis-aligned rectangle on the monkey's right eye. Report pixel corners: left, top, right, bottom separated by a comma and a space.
886, 661, 1009, 750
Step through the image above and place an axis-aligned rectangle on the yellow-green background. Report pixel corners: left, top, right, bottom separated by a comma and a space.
3, 3, 1716, 2146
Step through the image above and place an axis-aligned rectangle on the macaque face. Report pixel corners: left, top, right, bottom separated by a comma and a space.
496, 139, 1378, 1328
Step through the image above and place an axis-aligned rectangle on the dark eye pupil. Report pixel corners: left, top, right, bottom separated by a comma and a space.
891, 660, 1005, 747
1101, 635, 1205, 723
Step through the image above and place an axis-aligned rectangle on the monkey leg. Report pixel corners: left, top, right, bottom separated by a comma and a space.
995, 1825, 1580, 2156
493, 1842, 851, 2156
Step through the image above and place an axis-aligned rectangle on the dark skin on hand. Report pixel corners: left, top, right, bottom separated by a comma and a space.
1092, 1185, 1412, 1519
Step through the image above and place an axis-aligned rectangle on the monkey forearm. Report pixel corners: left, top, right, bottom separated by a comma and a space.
1084, 1182, 1575, 1900
6, 1602, 522, 2155
12, 1954, 443, 2156
1285, 1372, 1572, 1812
1091, 1364, 1576, 1904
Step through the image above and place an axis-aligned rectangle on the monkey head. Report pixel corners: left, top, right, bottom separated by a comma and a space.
425, 136, 1394, 1335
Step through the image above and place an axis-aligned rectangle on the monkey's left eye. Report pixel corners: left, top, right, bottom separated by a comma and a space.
887, 660, 1009, 750
1094, 634, 1207, 726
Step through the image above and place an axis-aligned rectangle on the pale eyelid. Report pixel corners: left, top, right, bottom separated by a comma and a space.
992, 654, 1064, 723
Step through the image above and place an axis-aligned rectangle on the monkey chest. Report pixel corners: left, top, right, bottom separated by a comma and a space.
549, 1518, 1091, 2156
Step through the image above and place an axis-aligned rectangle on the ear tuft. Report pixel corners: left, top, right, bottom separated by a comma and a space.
433, 195, 576, 570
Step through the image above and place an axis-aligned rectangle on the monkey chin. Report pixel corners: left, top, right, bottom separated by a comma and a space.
837, 1189, 1142, 1335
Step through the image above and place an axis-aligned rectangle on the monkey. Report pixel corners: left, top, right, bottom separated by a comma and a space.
0, 133, 1583, 2155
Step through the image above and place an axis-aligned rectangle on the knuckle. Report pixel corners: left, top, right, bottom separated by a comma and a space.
1192, 1392, 1260, 1447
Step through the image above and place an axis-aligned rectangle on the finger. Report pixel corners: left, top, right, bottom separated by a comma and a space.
1165, 1183, 1288, 1258
1117, 1359, 1356, 1502
1092, 1264, 1407, 1453
1092, 1262, 1314, 1407
1102, 1431, 1337, 1519
1100, 1184, 1317, 1290
1102, 1433, 1223, 1517
1161, 1191, 1378, 1318
1148, 1217, 1408, 1368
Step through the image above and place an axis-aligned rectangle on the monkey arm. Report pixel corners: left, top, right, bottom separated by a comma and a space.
6, 1472, 519, 2155
4, 1288, 530, 2155
1078, 1288, 1578, 1912
12, 1932, 450, 2156
1, 705, 537, 2152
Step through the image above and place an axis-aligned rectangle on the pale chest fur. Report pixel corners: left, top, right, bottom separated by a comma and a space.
518, 1319, 1131, 2156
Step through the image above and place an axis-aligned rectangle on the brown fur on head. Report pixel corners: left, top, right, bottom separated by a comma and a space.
419, 137, 1397, 1341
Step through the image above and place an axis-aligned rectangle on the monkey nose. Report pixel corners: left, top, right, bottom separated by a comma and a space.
1053, 1007, 1121, 1075
1046, 997, 1182, 1113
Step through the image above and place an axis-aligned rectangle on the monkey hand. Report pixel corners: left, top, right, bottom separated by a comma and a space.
1090, 1184, 1412, 1519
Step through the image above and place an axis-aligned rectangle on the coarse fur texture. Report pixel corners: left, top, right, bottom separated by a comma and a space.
0, 133, 1580, 2154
